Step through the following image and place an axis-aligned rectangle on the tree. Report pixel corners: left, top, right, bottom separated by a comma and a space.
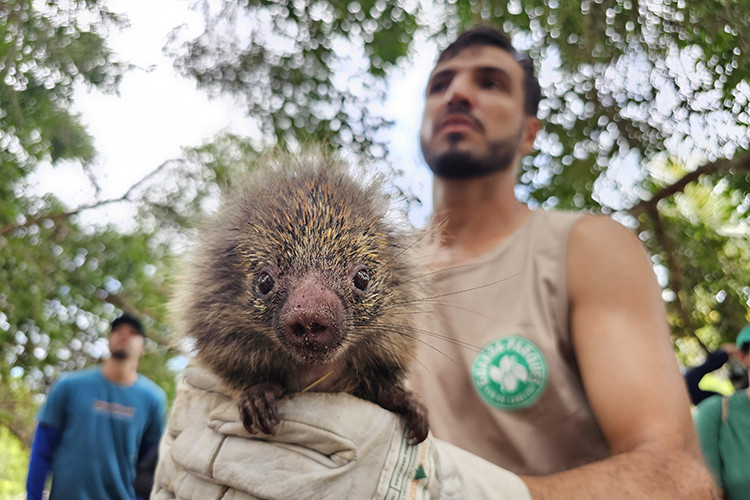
0, 0, 191, 446
170, 0, 750, 359
3, 0, 749, 452
0, 0, 262, 448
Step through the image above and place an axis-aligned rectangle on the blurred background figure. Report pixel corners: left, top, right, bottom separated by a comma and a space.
685, 341, 749, 407
693, 323, 750, 500
25, 313, 166, 500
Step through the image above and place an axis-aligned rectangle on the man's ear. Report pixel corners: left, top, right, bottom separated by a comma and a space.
519, 117, 541, 155
740, 350, 750, 368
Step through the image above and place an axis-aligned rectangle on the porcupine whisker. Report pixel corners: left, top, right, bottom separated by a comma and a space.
362, 327, 445, 373
381, 300, 495, 322
364, 324, 464, 366
384, 338, 432, 374
380, 228, 436, 269
359, 331, 422, 370
381, 291, 491, 316
399, 260, 490, 284
372, 322, 481, 353
382, 303, 489, 320
391, 269, 525, 308
191, 230, 234, 251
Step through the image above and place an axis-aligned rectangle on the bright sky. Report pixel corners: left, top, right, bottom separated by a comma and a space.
30, 0, 435, 228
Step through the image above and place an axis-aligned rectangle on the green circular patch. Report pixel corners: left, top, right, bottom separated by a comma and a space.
470, 335, 548, 409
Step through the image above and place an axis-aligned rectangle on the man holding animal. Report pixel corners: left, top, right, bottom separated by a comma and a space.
408, 25, 717, 498
153, 24, 718, 500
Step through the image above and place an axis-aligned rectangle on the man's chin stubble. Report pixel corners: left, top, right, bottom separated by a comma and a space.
421, 128, 522, 180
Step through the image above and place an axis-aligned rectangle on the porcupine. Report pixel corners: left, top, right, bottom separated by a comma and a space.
171, 149, 429, 444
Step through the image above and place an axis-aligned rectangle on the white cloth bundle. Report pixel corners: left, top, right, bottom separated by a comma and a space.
152, 362, 531, 500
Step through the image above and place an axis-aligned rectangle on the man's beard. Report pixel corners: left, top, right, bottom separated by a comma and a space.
111, 350, 129, 360
421, 127, 523, 180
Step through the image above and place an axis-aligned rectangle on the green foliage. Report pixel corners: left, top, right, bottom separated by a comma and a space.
639, 167, 750, 348
0, 368, 38, 449
2, 0, 749, 451
0, 426, 28, 499
0, 0, 181, 445
166, 0, 421, 158
0, 1, 123, 175
169, 0, 749, 356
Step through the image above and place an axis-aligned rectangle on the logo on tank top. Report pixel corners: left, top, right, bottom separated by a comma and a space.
470, 335, 548, 409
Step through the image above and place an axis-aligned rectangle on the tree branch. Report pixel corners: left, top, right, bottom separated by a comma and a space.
628, 151, 750, 351
0, 158, 181, 236
647, 207, 708, 352
629, 152, 750, 215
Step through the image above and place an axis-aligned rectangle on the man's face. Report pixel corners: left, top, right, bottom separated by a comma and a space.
109, 324, 145, 360
419, 45, 534, 179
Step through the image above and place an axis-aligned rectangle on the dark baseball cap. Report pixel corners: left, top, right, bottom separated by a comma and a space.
110, 313, 145, 338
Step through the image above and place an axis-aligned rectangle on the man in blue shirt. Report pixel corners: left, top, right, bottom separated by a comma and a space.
26, 313, 167, 500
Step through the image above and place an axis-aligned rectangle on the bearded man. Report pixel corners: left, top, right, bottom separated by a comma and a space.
409, 25, 717, 499
26, 313, 166, 500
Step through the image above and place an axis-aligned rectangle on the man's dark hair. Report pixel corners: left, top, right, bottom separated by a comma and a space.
742, 342, 750, 355
436, 25, 542, 117
111, 313, 145, 337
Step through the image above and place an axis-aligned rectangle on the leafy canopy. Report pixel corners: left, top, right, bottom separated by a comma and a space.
2, 0, 749, 454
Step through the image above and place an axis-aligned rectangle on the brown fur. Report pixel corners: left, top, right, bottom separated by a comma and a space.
171, 149, 429, 443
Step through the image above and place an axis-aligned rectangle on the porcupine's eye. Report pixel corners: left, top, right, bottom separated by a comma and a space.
257, 271, 275, 296
352, 266, 370, 294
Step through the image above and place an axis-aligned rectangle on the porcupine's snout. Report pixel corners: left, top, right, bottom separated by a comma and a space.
279, 274, 345, 362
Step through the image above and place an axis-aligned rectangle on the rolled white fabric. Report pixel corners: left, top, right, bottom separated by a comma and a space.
153, 362, 531, 500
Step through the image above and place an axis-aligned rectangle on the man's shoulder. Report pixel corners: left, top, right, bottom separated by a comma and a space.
54, 366, 100, 387
697, 393, 724, 411
694, 394, 724, 424
727, 390, 750, 408
565, 213, 639, 254
135, 374, 167, 402
41, 368, 100, 415
531, 209, 585, 235
538, 208, 585, 221
526, 209, 588, 249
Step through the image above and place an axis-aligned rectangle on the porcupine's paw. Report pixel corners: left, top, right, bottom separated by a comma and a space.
402, 395, 429, 445
374, 386, 430, 445
238, 382, 285, 435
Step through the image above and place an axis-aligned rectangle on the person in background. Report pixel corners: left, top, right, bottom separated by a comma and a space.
26, 313, 166, 500
694, 323, 750, 500
408, 25, 717, 498
685, 342, 747, 406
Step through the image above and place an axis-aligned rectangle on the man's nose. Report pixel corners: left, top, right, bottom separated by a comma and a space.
445, 74, 473, 108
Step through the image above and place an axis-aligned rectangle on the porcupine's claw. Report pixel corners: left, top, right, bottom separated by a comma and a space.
239, 382, 285, 435
403, 396, 429, 445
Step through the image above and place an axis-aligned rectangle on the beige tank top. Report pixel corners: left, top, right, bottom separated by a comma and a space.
410, 209, 609, 476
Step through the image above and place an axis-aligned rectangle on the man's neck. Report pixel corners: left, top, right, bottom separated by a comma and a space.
101, 357, 139, 386
430, 172, 531, 264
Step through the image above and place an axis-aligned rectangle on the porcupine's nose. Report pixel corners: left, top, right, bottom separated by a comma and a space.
280, 275, 344, 352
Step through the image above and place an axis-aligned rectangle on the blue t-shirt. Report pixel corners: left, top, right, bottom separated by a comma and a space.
37, 367, 166, 500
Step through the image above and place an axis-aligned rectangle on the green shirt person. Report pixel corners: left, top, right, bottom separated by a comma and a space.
694, 323, 750, 500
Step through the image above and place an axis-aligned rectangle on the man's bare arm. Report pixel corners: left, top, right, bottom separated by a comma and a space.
522, 216, 717, 499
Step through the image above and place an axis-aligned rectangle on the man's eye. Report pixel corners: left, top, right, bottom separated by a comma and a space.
428, 80, 448, 94
482, 79, 504, 90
